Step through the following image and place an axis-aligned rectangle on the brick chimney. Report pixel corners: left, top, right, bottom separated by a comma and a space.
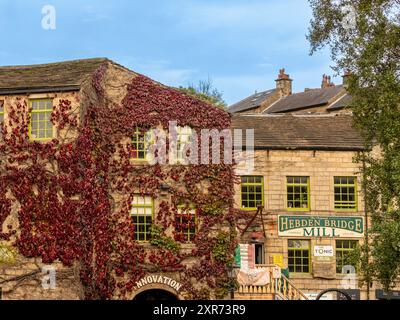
321, 74, 335, 88
275, 68, 292, 97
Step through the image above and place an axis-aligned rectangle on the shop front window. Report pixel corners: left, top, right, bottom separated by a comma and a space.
288, 239, 311, 273
336, 240, 358, 274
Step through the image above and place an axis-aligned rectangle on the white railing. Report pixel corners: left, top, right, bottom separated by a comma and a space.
236, 264, 308, 300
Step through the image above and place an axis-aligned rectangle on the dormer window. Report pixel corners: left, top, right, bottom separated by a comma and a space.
29, 99, 54, 141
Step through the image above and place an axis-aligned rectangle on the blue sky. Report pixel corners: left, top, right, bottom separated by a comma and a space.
0, 0, 339, 105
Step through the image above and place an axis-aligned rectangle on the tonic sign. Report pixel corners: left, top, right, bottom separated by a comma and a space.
278, 216, 364, 238
314, 246, 334, 257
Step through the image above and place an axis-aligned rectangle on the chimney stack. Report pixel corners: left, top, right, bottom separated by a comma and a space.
275, 68, 292, 97
342, 71, 351, 88
321, 74, 335, 88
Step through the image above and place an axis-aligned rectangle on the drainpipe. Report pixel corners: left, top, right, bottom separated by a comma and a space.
362, 158, 370, 300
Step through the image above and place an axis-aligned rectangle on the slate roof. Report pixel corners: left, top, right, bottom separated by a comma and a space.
263, 85, 345, 114
0, 58, 109, 95
327, 93, 352, 111
231, 114, 364, 151
228, 89, 276, 113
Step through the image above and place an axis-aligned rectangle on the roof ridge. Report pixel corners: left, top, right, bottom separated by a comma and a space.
0, 57, 109, 69
285, 84, 344, 98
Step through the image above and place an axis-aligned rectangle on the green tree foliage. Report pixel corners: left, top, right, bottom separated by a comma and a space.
308, 0, 400, 290
178, 78, 227, 110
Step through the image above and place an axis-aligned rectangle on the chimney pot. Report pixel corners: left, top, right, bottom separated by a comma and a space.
321, 74, 335, 88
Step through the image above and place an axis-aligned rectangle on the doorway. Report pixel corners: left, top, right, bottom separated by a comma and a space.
133, 289, 179, 301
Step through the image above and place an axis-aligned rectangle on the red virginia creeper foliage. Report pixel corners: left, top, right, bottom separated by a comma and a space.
0, 64, 241, 299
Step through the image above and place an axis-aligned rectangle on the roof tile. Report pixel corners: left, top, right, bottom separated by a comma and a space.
0, 58, 108, 94
232, 114, 364, 150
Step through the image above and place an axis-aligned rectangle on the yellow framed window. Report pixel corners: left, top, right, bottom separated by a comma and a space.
176, 126, 192, 163
288, 239, 311, 273
334, 177, 357, 211
29, 99, 54, 141
336, 240, 358, 274
287, 176, 310, 211
130, 195, 154, 241
241, 176, 264, 210
175, 205, 196, 242
132, 127, 152, 160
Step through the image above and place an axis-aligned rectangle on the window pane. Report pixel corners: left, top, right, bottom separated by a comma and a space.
336, 240, 358, 273
288, 240, 310, 274
30, 100, 53, 141
334, 177, 357, 210
287, 177, 309, 210
131, 195, 154, 241
240, 176, 263, 209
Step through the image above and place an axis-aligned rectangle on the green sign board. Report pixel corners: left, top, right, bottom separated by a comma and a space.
278, 215, 364, 238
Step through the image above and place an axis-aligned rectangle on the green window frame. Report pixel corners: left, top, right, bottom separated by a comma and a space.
29, 99, 54, 141
336, 240, 358, 274
288, 239, 311, 273
130, 195, 154, 241
176, 205, 197, 242
287, 176, 310, 211
334, 177, 357, 211
240, 176, 264, 210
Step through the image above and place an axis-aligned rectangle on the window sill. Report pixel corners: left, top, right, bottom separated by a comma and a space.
129, 159, 151, 166
240, 206, 264, 211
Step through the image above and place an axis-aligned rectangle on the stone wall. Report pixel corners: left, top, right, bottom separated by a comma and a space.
234, 149, 380, 300
0, 255, 82, 300
0, 61, 138, 300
